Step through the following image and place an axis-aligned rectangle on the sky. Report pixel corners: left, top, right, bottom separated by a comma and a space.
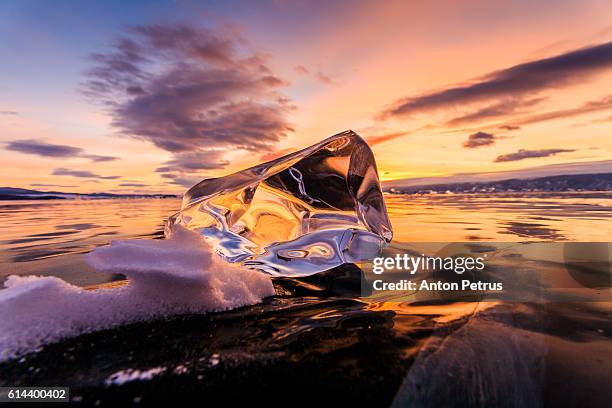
1, 0, 612, 194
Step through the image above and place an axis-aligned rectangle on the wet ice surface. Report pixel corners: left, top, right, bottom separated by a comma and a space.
0, 295, 609, 406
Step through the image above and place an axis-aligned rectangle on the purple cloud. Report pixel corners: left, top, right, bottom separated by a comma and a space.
83, 23, 294, 180
503, 94, 612, 127
494, 149, 575, 163
160, 172, 203, 188
4, 139, 119, 162
30, 183, 77, 188
381, 41, 612, 119
6, 139, 81, 157
463, 132, 497, 148
499, 125, 520, 131
119, 183, 149, 187
156, 150, 230, 173
446, 98, 545, 126
52, 168, 120, 179
82, 154, 119, 162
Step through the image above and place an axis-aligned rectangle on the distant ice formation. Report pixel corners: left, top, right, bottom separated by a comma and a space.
0, 226, 274, 361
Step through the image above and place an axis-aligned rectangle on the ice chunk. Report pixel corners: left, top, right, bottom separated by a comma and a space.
166, 130, 393, 276
0, 227, 274, 362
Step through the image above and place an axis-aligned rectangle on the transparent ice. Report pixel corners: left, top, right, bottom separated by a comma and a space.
166, 130, 393, 276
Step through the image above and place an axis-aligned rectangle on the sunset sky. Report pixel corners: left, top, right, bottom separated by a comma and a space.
2, 0, 612, 194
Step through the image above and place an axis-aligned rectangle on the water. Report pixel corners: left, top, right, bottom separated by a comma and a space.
0, 193, 610, 406
386, 191, 612, 242
2, 192, 609, 286
0, 198, 180, 286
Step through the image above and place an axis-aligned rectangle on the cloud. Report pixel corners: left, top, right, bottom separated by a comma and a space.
316, 72, 333, 84
294, 65, 309, 74
499, 125, 520, 131
30, 183, 77, 188
155, 150, 230, 189
83, 23, 294, 177
381, 41, 612, 118
156, 150, 230, 173
6, 139, 82, 157
82, 154, 119, 162
463, 132, 497, 148
160, 172, 202, 188
447, 94, 612, 134
366, 131, 411, 146
446, 98, 545, 126
52, 168, 120, 179
119, 183, 149, 187
4, 139, 119, 162
0, 111, 18, 115
494, 149, 575, 163
503, 94, 612, 127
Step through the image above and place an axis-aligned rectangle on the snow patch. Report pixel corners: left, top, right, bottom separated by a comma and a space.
0, 226, 274, 361
105, 367, 167, 386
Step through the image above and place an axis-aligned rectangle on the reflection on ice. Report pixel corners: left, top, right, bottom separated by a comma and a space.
167, 130, 393, 276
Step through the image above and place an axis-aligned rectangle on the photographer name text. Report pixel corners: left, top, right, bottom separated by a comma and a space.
370, 253, 503, 292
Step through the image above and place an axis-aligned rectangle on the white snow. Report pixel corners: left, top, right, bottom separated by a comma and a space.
105, 367, 167, 385
0, 226, 274, 361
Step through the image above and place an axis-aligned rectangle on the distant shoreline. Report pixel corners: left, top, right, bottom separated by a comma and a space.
384, 172, 612, 195
0, 193, 179, 201
0, 196, 179, 201
2, 191, 611, 201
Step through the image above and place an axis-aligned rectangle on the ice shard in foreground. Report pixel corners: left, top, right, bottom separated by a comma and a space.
166, 130, 393, 276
